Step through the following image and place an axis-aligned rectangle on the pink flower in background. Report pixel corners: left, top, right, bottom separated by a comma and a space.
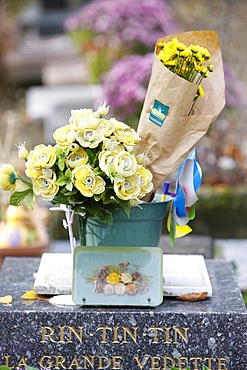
64, 0, 177, 53
102, 53, 153, 127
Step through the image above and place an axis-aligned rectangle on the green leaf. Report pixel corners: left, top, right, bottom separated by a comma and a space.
103, 211, 114, 225
56, 176, 67, 186
54, 147, 69, 171
24, 190, 35, 210
61, 187, 77, 196
26, 366, 40, 370
86, 147, 100, 167
57, 156, 65, 171
65, 182, 73, 192
107, 163, 124, 182
10, 189, 34, 209
52, 192, 71, 206
115, 198, 131, 218
94, 167, 105, 177
0, 366, 13, 370
93, 194, 102, 202
56, 168, 73, 189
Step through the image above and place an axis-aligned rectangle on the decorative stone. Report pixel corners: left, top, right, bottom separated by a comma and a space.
163, 254, 212, 297
0, 256, 246, 369
33, 253, 212, 298
34, 253, 73, 295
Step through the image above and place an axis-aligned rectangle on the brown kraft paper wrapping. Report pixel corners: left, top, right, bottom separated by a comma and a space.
135, 30, 226, 197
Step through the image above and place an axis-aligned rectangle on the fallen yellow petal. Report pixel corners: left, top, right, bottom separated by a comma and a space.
0, 295, 12, 304
21, 289, 38, 300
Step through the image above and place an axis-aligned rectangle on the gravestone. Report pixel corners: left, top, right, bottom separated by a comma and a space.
0, 256, 246, 369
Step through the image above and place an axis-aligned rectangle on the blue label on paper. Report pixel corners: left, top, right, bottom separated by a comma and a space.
149, 99, 169, 127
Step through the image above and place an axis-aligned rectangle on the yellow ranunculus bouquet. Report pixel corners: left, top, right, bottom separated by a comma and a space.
0, 104, 153, 225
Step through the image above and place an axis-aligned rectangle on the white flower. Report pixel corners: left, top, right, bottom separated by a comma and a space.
16, 142, 28, 160
96, 102, 110, 117
69, 111, 99, 131
66, 147, 88, 168
114, 174, 141, 200
98, 150, 116, 177
76, 128, 104, 149
53, 125, 76, 147
136, 167, 153, 197
103, 284, 115, 295
98, 119, 115, 137
114, 283, 126, 295
111, 118, 140, 149
120, 273, 133, 284
113, 151, 137, 177
102, 137, 125, 152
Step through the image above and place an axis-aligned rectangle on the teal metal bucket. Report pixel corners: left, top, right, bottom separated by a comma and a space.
80, 194, 171, 247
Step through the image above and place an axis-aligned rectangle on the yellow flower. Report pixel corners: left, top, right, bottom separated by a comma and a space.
199, 46, 211, 61
0, 164, 17, 191
26, 144, 56, 169
113, 151, 137, 177
207, 64, 214, 73
164, 60, 177, 67
76, 129, 104, 149
66, 147, 89, 168
72, 165, 105, 197
157, 50, 174, 64
42, 168, 55, 178
135, 153, 148, 166
111, 118, 140, 149
16, 142, 28, 160
68, 143, 80, 152
25, 164, 42, 179
114, 174, 141, 201
70, 108, 94, 117
136, 167, 153, 197
190, 44, 200, 54
32, 173, 59, 201
180, 48, 191, 59
98, 150, 116, 176
176, 42, 186, 52
106, 272, 120, 285
98, 119, 115, 137
69, 110, 99, 131
102, 137, 125, 152
197, 85, 205, 98
53, 125, 76, 147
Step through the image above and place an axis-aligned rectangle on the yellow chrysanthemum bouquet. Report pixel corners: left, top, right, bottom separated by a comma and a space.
157, 36, 214, 115
0, 104, 153, 225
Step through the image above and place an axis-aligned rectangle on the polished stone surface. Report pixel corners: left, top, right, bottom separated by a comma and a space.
0, 257, 246, 369
215, 238, 247, 291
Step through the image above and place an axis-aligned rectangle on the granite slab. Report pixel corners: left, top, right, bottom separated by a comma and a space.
0, 256, 246, 369
33, 253, 212, 298
215, 238, 247, 291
